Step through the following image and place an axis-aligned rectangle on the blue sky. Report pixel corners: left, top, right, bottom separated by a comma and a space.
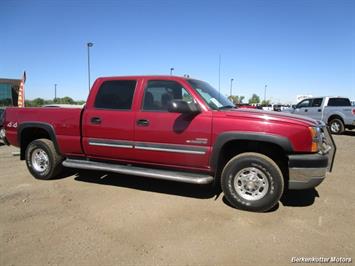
0, 0, 354, 103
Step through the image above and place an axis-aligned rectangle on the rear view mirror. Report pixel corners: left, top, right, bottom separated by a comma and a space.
168, 100, 200, 114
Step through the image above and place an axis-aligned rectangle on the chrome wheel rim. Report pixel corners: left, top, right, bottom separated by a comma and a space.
330, 122, 340, 133
234, 167, 269, 201
31, 148, 49, 173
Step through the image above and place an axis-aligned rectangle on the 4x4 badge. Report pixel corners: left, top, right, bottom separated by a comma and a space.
7, 122, 18, 128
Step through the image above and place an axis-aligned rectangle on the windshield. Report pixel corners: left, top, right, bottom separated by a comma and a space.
187, 79, 234, 110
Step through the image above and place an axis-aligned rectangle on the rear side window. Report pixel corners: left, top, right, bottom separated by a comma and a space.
94, 80, 136, 110
312, 98, 323, 107
328, 98, 351, 106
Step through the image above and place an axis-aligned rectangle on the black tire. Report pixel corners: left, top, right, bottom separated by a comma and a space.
221, 152, 284, 212
25, 138, 64, 180
329, 118, 344, 135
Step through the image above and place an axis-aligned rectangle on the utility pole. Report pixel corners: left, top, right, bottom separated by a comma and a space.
218, 54, 221, 97
170, 67, 174, 75
87, 42, 94, 91
230, 78, 234, 97
54, 84, 57, 101
264, 84, 267, 102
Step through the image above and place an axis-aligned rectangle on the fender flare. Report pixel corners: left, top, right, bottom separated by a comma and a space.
210, 131, 294, 172
327, 112, 345, 123
17, 122, 61, 159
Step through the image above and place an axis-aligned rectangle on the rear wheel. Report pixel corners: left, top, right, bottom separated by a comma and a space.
25, 138, 64, 180
221, 152, 284, 212
329, 118, 344, 134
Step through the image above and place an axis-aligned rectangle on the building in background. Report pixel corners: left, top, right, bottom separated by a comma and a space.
0, 78, 21, 107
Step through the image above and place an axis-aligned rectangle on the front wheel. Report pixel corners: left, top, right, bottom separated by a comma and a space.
25, 138, 64, 180
221, 152, 284, 212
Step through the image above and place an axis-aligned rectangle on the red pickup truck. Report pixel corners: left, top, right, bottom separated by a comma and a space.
2, 76, 336, 212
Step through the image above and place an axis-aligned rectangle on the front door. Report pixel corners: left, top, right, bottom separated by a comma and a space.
134, 79, 212, 170
82, 79, 138, 161
294, 98, 312, 117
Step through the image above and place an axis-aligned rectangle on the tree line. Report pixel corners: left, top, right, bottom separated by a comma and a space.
24, 97, 85, 107
227, 94, 271, 105
2, 94, 271, 108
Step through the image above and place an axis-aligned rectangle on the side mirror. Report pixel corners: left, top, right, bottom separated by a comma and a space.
168, 100, 200, 114
292, 105, 296, 109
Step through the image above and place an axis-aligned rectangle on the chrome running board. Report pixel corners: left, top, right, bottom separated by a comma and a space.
62, 159, 214, 185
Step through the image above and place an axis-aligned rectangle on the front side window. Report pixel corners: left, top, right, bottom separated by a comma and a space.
142, 80, 193, 111
94, 80, 136, 110
187, 79, 234, 110
297, 99, 312, 108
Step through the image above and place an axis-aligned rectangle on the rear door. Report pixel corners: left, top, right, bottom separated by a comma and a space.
82, 78, 139, 160
307, 97, 323, 120
133, 78, 212, 170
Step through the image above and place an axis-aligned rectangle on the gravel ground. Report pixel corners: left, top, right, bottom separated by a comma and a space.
0, 132, 354, 266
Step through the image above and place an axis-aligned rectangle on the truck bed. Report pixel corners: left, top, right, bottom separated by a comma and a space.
5, 107, 83, 155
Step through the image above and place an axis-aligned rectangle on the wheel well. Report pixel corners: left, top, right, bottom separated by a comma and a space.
328, 115, 344, 125
20, 127, 51, 160
215, 140, 289, 185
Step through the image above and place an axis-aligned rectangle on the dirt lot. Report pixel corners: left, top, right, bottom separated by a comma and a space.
1, 133, 354, 266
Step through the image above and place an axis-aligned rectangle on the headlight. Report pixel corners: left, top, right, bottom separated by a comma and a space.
308, 126, 322, 152
309, 123, 332, 154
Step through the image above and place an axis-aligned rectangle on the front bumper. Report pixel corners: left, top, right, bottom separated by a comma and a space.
288, 126, 336, 190
288, 154, 328, 189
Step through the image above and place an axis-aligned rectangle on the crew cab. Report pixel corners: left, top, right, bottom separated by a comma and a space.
287, 96, 355, 134
2, 76, 336, 212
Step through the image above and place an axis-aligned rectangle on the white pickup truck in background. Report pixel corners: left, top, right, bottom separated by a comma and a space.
285, 96, 355, 134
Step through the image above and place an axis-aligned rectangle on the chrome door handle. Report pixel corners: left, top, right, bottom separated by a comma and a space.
136, 119, 150, 126
91, 117, 101, 124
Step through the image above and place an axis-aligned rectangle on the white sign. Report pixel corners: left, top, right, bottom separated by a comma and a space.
296, 95, 312, 103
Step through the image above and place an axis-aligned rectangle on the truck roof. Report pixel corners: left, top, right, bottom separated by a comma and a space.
97, 75, 190, 80
306, 96, 349, 99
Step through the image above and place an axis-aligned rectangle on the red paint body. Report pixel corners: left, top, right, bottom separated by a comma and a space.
4, 76, 317, 173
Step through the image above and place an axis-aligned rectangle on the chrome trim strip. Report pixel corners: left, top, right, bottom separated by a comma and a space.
88, 139, 208, 155
88, 138, 134, 149
89, 142, 133, 149
135, 142, 207, 155
135, 146, 206, 155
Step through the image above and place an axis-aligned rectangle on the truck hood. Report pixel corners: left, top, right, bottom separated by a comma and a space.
223, 108, 318, 127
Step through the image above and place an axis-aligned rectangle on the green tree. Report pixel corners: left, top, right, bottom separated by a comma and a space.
261, 99, 271, 105
32, 98, 45, 107
238, 96, 245, 104
58, 97, 75, 104
24, 100, 33, 107
228, 95, 245, 105
76, 100, 86, 105
248, 94, 260, 104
